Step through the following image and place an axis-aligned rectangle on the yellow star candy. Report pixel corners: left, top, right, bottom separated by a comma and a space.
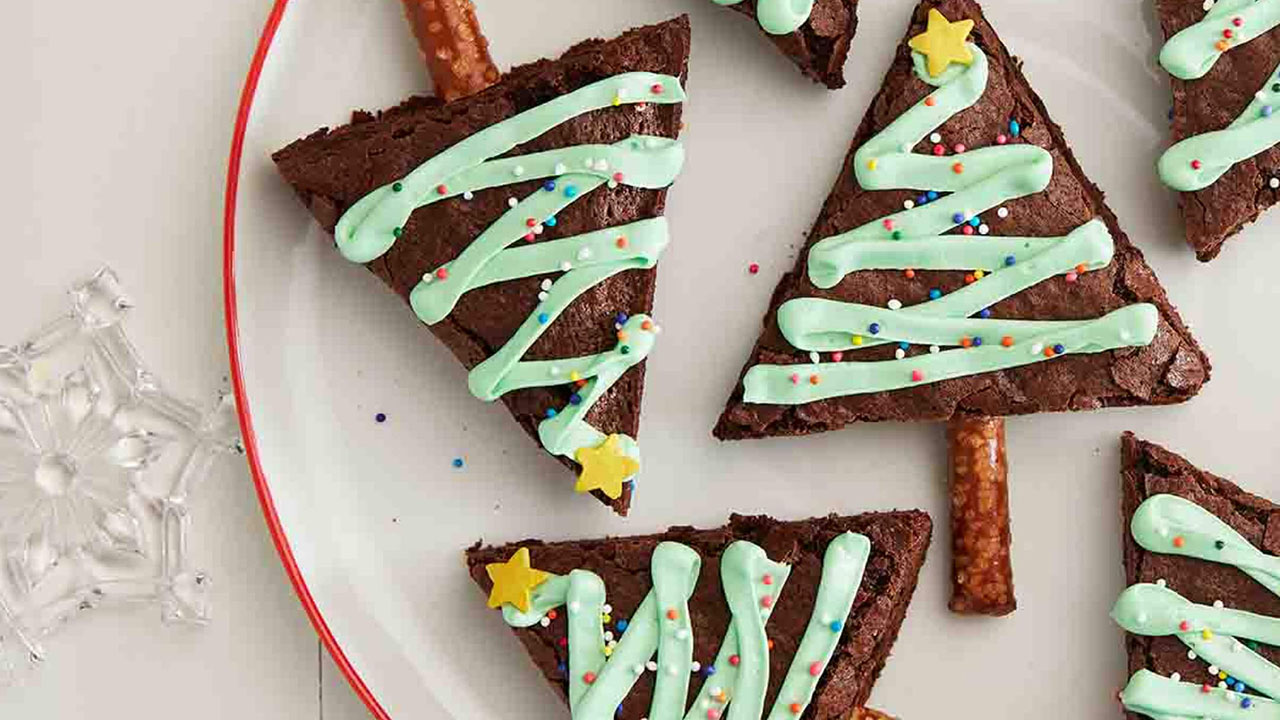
908, 8, 975, 78
574, 434, 639, 500
485, 547, 549, 612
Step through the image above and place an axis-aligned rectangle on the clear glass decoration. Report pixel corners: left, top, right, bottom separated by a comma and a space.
0, 267, 242, 684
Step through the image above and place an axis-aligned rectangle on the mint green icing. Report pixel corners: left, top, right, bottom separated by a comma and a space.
1156, 0, 1280, 191
332, 73, 686, 492
1115, 494, 1280, 718
502, 533, 872, 720
1122, 669, 1278, 720
711, 0, 814, 35
763, 533, 869, 720
1158, 0, 1280, 81
742, 46, 1156, 405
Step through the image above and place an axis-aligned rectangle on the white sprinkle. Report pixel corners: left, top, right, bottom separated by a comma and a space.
541, 279, 553, 291
604, 631, 615, 641
646, 137, 661, 148
1209, 666, 1220, 675
606, 640, 617, 649
1270, 177, 1279, 189
602, 604, 612, 614
421, 273, 433, 284
997, 206, 1009, 219
930, 132, 943, 144
646, 661, 658, 672
819, 616, 831, 626
1188, 650, 1198, 660
900, 143, 912, 153
1258, 90, 1268, 101
1203, 0, 1215, 10
1220, 681, 1229, 689
554, 162, 567, 175
675, 628, 690, 641
550, 366, 562, 376
539, 617, 551, 627
1156, 526, 1169, 538
538, 292, 549, 302
651, 324, 662, 334
894, 348, 906, 360
569, 601, 581, 613
809, 351, 821, 364
607, 180, 619, 189
666, 665, 678, 676
633, 664, 645, 675
617, 87, 629, 99
904, 200, 915, 210
929, 345, 940, 354
513, 165, 525, 177
507, 197, 518, 208
1136, 612, 1149, 625
1226, 692, 1237, 702
463, 191, 474, 201
1213, 600, 1224, 609
1233, 640, 1244, 652
701, 699, 712, 710
691, 662, 702, 673
1157, 578, 1167, 588
594, 159, 609, 172
584, 157, 595, 168
534, 224, 545, 235
1031, 342, 1045, 355
709, 687, 723, 698
1171, 672, 1181, 682
888, 298, 903, 310
577, 248, 592, 261
561, 261, 573, 272
978, 224, 990, 235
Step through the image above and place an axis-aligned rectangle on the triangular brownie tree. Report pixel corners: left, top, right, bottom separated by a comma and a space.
1113, 433, 1280, 718
1154, 0, 1280, 261
709, 0, 859, 88
715, 0, 1210, 613
466, 511, 932, 720
273, 9, 694, 515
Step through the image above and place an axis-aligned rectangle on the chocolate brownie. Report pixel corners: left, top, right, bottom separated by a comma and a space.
466, 511, 932, 720
1155, 0, 1280, 261
1119, 433, 1280, 719
272, 17, 692, 514
720, 0, 859, 88
715, 0, 1209, 441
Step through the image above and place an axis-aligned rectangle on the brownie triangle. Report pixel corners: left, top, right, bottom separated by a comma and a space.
466, 511, 932, 720
1154, 1, 1280, 261
717, 0, 859, 88
1118, 433, 1280, 718
272, 18, 693, 514
714, 0, 1209, 441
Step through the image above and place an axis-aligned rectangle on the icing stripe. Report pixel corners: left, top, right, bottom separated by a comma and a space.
504, 533, 872, 720
1116, 494, 1280, 719
1156, 0, 1280, 191
742, 46, 1155, 405
332, 74, 686, 494
711, 0, 814, 35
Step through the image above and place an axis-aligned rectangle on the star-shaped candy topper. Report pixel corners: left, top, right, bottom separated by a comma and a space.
908, 8, 975, 78
485, 547, 549, 613
573, 434, 639, 500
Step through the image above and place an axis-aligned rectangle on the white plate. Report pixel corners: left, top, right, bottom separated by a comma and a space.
225, 0, 1280, 718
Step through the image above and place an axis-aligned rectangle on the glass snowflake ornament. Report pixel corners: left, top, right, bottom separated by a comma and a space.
0, 267, 242, 684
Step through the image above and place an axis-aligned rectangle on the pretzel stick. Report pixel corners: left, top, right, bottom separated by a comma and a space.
399, 0, 500, 101
947, 416, 1016, 616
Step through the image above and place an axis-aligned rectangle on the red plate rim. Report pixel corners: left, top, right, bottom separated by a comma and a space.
222, 1, 394, 718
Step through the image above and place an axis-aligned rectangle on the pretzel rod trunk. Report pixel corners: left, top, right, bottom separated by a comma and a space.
946, 415, 1016, 616
399, 0, 500, 101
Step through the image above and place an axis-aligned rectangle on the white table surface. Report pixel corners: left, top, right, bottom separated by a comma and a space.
1, 1, 372, 718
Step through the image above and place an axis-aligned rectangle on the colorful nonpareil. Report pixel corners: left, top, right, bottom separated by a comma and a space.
741, 10, 1156, 406
488, 533, 871, 720
1157, 0, 1280, 192
334, 72, 686, 500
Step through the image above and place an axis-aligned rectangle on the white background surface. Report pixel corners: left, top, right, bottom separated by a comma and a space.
5, 0, 1280, 718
